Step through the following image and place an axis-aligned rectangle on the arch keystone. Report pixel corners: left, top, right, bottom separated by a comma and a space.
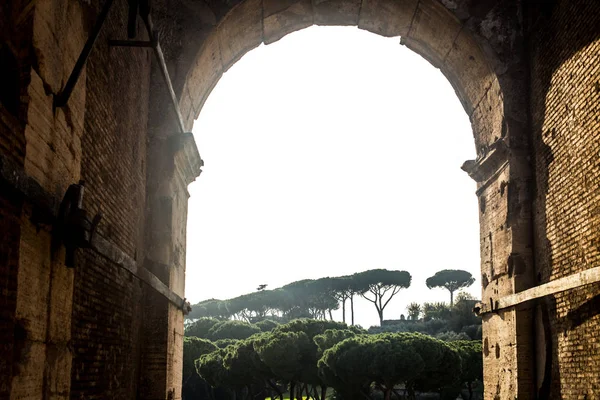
470, 78, 504, 150
263, 0, 314, 45
313, 0, 361, 26
357, 0, 418, 37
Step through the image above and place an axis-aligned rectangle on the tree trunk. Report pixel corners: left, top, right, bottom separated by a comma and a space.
313, 386, 320, 400
360, 389, 372, 400
450, 289, 454, 307
342, 299, 346, 323
328, 309, 333, 320
378, 309, 384, 326
406, 384, 415, 400
267, 380, 283, 400
290, 382, 296, 400
468, 381, 473, 400
350, 296, 355, 325
321, 385, 327, 400
384, 388, 391, 400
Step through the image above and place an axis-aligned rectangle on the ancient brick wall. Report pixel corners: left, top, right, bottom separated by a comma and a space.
69, 1, 151, 399
70, 252, 143, 399
0, 1, 30, 168
529, 1, 600, 398
0, 184, 22, 399
1, 0, 599, 398
0, 15, 31, 394
79, 3, 150, 256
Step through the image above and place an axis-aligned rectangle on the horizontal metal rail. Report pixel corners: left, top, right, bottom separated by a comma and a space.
91, 234, 187, 309
477, 266, 600, 314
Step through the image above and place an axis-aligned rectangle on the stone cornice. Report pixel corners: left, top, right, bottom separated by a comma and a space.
169, 132, 204, 187
461, 138, 509, 184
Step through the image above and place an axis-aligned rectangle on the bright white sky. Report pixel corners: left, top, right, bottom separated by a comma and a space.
185, 26, 480, 328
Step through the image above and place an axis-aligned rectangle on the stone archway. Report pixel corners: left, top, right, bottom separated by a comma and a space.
170, 1, 535, 399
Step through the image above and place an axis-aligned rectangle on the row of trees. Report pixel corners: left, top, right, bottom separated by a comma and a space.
369, 292, 482, 341
188, 269, 474, 326
184, 319, 482, 400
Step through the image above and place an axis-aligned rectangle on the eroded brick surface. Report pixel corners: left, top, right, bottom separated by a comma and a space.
0, 184, 22, 399
529, 1, 600, 398
0, 0, 599, 399
69, 1, 151, 398
70, 252, 143, 400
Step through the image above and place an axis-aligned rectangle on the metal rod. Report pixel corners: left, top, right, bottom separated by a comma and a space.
108, 39, 154, 48
54, 0, 115, 108
141, 14, 187, 134
476, 266, 600, 314
91, 234, 187, 310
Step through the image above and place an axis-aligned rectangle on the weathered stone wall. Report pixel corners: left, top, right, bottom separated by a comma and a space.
177, 1, 536, 399
1, 0, 599, 399
0, 0, 197, 398
70, 253, 144, 399
0, 183, 22, 399
0, 6, 28, 397
528, 1, 600, 398
69, 1, 150, 397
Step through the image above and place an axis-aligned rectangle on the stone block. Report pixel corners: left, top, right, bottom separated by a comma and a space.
31, 0, 85, 95
10, 341, 46, 399
24, 69, 81, 193
15, 216, 51, 343
482, 311, 519, 399
402, 0, 461, 68
217, 0, 263, 71
178, 86, 196, 131
44, 343, 73, 399
47, 256, 74, 343
358, 0, 418, 37
443, 29, 496, 116
470, 77, 504, 150
263, 0, 313, 45
313, 0, 361, 26
187, 31, 223, 116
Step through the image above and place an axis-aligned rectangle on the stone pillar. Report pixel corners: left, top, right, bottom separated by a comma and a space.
140, 130, 202, 399
9, 0, 87, 398
463, 134, 535, 398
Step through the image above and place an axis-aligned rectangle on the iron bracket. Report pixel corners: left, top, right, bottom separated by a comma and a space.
54, 0, 115, 108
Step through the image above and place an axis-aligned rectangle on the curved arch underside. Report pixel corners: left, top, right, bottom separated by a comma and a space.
179, 0, 504, 154
176, 1, 535, 399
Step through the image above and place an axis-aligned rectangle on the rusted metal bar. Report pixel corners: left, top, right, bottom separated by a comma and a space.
91, 234, 187, 310
54, 0, 115, 108
476, 266, 600, 315
140, 14, 187, 134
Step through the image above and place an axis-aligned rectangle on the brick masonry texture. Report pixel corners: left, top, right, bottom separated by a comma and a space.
0, 1, 31, 169
70, 251, 143, 400
0, 184, 22, 399
70, 1, 151, 398
529, 1, 600, 398
0, 0, 599, 399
